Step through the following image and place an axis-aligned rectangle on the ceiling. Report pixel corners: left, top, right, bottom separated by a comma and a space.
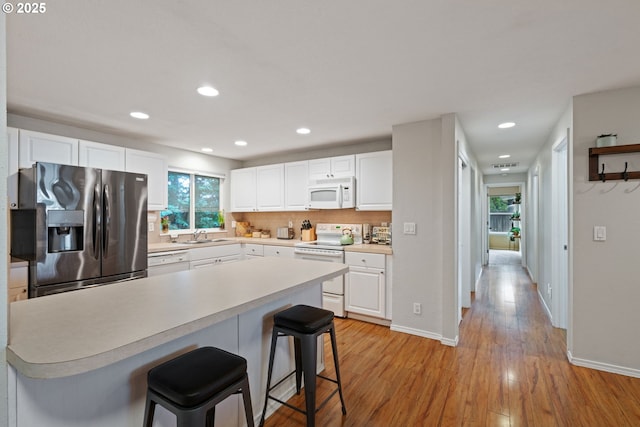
6, 1, 640, 175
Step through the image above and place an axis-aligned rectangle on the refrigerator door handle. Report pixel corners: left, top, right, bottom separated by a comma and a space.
93, 183, 101, 260
103, 184, 111, 258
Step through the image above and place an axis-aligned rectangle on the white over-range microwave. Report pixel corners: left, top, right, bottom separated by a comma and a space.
307, 176, 356, 209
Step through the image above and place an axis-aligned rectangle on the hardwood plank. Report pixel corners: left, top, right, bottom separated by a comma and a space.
261, 262, 640, 427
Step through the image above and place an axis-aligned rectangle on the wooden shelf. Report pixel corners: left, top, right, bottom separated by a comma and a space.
589, 143, 640, 181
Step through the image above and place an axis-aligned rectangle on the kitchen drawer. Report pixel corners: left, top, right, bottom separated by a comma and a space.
263, 245, 295, 258
190, 244, 241, 261
345, 252, 385, 269
244, 244, 264, 257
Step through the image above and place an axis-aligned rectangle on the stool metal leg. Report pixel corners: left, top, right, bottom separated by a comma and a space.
329, 323, 347, 414
294, 337, 303, 394
301, 333, 318, 427
259, 328, 280, 426
143, 393, 156, 427
240, 375, 256, 427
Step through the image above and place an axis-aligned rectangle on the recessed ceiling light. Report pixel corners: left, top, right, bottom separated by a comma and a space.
499, 154, 511, 159
197, 86, 219, 97
500, 168, 510, 172
296, 128, 311, 135
130, 111, 149, 120
498, 122, 516, 129
234, 140, 248, 147
201, 148, 213, 153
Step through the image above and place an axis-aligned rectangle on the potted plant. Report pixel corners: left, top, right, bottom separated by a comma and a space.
161, 216, 169, 234
218, 210, 225, 230
510, 226, 520, 237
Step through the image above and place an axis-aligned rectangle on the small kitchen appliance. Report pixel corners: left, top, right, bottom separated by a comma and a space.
372, 226, 391, 245
277, 227, 295, 239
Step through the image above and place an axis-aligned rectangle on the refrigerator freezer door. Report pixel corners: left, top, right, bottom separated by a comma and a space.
34, 163, 101, 286
101, 170, 148, 278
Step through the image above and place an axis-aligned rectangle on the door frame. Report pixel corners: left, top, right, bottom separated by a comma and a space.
484, 182, 526, 266
551, 136, 569, 329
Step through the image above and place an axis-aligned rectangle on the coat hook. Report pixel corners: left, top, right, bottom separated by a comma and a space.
600, 163, 606, 182
623, 162, 629, 181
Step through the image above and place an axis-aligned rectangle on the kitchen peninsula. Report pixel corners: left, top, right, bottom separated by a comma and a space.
7, 257, 348, 427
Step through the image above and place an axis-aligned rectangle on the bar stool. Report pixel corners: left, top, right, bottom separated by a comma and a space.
259, 304, 346, 427
143, 346, 254, 427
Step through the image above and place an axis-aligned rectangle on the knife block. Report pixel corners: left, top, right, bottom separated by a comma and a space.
301, 228, 316, 242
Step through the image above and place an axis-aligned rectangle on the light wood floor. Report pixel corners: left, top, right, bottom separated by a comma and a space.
262, 263, 640, 426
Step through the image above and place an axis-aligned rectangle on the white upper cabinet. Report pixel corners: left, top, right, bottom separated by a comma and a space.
79, 140, 126, 171
356, 150, 392, 211
8, 127, 19, 208
256, 164, 285, 211
230, 165, 285, 212
125, 148, 168, 211
284, 161, 309, 211
308, 154, 355, 180
230, 168, 257, 212
19, 130, 79, 168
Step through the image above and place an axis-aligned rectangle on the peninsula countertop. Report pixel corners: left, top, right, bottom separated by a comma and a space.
7, 257, 348, 379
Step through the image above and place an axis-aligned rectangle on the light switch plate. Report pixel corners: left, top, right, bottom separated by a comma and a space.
593, 225, 606, 241
403, 222, 416, 235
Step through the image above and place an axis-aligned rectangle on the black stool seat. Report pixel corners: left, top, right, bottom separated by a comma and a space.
274, 305, 334, 333
148, 347, 247, 407
143, 346, 254, 427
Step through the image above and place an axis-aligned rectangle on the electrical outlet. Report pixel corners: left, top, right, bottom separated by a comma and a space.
149, 222, 154, 232
413, 302, 421, 315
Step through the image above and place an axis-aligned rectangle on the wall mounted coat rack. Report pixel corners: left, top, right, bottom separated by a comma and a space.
589, 143, 640, 182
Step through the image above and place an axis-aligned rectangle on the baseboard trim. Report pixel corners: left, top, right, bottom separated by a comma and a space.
440, 335, 459, 347
568, 351, 640, 378
390, 324, 442, 342
537, 287, 552, 322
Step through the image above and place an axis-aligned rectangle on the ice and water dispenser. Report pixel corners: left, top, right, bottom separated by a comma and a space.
47, 210, 84, 253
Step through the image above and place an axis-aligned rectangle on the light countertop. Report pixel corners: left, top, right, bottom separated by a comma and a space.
149, 237, 393, 255
7, 257, 348, 379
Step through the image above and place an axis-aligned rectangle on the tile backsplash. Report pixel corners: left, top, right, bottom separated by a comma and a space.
147, 209, 391, 243
230, 210, 392, 238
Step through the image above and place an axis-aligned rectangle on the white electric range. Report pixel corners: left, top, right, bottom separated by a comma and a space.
294, 223, 362, 317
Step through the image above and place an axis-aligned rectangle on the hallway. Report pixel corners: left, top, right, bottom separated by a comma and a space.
263, 263, 640, 426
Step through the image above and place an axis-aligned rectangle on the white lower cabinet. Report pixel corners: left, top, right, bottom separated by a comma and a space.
242, 243, 264, 259
345, 252, 386, 319
189, 244, 242, 269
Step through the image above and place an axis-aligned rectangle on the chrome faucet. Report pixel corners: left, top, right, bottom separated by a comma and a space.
193, 229, 206, 241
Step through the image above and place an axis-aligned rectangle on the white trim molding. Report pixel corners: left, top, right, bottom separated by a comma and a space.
390, 324, 442, 342
538, 287, 552, 322
568, 351, 640, 379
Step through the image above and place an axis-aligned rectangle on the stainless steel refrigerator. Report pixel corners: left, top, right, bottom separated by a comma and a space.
11, 162, 148, 297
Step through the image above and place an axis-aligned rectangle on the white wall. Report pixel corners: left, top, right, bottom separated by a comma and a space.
527, 105, 572, 315
1, 12, 9, 427
391, 115, 458, 344
571, 86, 640, 375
